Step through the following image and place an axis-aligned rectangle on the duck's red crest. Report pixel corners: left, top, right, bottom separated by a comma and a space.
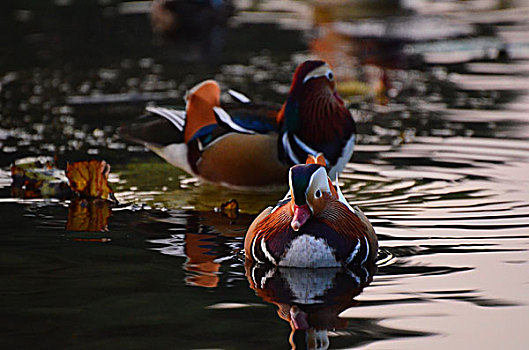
289, 60, 327, 93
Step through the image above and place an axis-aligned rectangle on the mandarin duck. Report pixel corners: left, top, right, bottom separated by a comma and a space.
244, 154, 377, 268
119, 60, 356, 188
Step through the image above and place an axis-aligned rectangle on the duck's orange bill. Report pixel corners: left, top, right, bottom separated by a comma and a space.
291, 204, 311, 231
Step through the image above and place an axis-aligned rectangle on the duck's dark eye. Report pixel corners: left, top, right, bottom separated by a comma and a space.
315, 189, 322, 198
327, 72, 334, 81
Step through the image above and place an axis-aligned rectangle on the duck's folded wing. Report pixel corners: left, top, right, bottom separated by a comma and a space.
118, 107, 185, 146
213, 103, 280, 135
120, 87, 279, 148
145, 106, 186, 132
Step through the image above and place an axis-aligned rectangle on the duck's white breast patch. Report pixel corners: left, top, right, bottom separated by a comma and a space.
152, 143, 193, 176
279, 235, 340, 268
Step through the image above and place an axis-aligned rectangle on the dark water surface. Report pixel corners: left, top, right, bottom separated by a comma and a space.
1, 1, 529, 349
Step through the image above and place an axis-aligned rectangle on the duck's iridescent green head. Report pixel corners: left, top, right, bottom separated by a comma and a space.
288, 163, 332, 231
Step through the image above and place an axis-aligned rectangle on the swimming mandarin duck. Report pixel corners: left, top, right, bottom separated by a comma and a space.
119, 60, 356, 188
244, 155, 378, 268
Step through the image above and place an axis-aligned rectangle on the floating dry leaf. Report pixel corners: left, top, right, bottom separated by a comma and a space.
66, 160, 114, 201
11, 158, 116, 203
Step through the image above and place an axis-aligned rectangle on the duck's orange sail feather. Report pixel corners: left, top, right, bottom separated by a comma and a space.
184, 80, 221, 143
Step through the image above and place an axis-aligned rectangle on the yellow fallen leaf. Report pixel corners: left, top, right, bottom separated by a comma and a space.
66, 160, 114, 200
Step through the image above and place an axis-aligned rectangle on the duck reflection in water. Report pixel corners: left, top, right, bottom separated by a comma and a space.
246, 262, 376, 350
149, 206, 253, 288
66, 199, 112, 233
182, 208, 252, 288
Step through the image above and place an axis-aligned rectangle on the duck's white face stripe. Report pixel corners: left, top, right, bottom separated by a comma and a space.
261, 239, 277, 265
308, 167, 331, 193
305, 167, 331, 212
303, 64, 334, 84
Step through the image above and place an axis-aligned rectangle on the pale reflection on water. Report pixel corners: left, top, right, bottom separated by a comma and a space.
1, 0, 529, 349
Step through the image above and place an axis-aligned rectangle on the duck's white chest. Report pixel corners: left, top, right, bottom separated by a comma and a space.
279, 235, 340, 268
152, 143, 194, 176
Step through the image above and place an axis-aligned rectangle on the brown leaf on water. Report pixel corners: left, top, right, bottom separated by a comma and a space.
66, 160, 115, 201
66, 199, 112, 232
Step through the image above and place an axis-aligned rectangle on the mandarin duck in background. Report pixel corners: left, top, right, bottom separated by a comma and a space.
119, 60, 356, 189
244, 154, 378, 268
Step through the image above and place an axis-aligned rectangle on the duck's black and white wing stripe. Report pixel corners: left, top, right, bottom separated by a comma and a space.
345, 236, 371, 266
228, 89, 251, 104
145, 106, 186, 131
213, 106, 256, 134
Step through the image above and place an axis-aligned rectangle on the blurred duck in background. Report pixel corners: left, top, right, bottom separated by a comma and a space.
310, 0, 475, 103
150, 0, 234, 40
